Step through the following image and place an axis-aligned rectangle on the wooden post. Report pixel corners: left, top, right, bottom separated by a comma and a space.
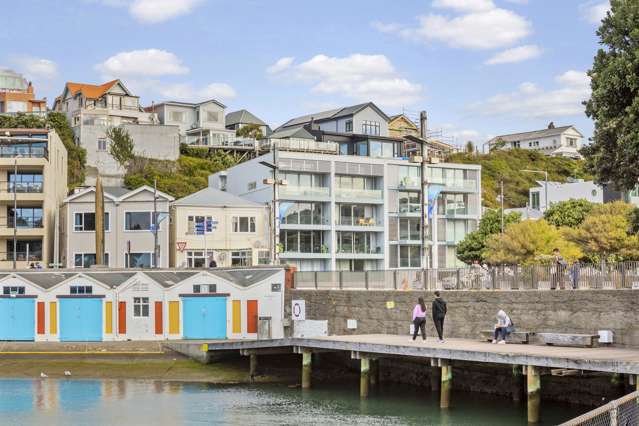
527, 365, 541, 424
249, 354, 257, 381
360, 357, 370, 398
430, 359, 441, 392
302, 351, 312, 389
512, 365, 523, 402
369, 359, 379, 388
440, 360, 452, 409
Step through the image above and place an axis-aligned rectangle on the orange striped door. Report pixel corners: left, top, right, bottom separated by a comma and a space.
247, 300, 258, 334
155, 301, 163, 335
37, 302, 45, 335
118, 302, 126, 334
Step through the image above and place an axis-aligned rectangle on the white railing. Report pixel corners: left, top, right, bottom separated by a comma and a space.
279, 186, 330, 198
259, 138, 339, 154
335, 188, 383, 200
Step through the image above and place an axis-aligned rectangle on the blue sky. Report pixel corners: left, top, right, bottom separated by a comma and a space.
1, 0, 609, 145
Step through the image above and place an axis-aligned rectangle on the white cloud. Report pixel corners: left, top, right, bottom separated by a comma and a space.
266, 57, 294, 75
505, 0, 528, 4
470, 70, 591, 118
485, 44, 542, 65
10, 55, 58, 81
580, 1, 610, 24
269, 54, 422, 108
158, 82, 236, 102
375, 1, 531, 50
95, 49, 189, 77
92, 0, 204, 23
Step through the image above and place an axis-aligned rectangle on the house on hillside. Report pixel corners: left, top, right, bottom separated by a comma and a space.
53, 79, 180, 185
225, 109, 271, 137
486, 123, 583, 159
388, 113, 419, 138
0, 69, 47, 115
529, 179, 639, 212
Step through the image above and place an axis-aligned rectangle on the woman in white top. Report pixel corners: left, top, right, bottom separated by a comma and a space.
493, 310, 515, 344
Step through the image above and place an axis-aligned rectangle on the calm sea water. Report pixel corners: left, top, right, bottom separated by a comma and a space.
0, 378, 585, 425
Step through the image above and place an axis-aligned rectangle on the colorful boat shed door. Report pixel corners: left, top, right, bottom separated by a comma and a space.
59, 298, 103, 342
181, 296, 227, 339
0, 298, 35, 341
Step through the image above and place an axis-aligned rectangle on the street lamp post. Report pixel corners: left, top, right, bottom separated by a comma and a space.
260, 144, 287, 265
522, 169, 549, 211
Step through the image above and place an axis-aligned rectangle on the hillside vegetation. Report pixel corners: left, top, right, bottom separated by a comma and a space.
447, 149, 592, 208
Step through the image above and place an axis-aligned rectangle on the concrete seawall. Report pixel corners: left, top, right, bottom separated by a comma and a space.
285, 289, 639, 347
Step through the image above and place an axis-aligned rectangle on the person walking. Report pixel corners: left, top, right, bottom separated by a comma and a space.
432, 291, 447, 343
493, 309, 515, 344
411, 297, 427, 342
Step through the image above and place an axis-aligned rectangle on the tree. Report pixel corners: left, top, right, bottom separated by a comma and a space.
236, 124, 263, 140
582, 0, 639, 190
484, 220, 582, 265
456, 209, 521, 264
107, 127, 135, 169
543, 199, 595, 228
630, 207, 639, 235
464, 141, 474, 154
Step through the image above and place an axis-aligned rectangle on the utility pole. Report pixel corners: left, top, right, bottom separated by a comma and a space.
12, 156, 17, 270
153, 178, 159, 268
500, 180, 504, 234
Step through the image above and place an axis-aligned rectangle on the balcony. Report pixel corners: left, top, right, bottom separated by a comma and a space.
0, 145, 48, 160
335, 188, 383, 202
183, 133, 256, 150
259, 138, 339, 155
397, 176, 421, 190
427, 177, 477, 192
278, 186, 330, 200
335, 245, 384, 259
278, 250, 331, 259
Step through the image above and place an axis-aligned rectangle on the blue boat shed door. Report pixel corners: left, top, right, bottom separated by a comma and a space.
0, 298, 35, 341
182, 296, 227, 339
59, 298, 103, 342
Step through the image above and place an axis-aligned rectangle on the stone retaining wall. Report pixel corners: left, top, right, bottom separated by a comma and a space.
285, 289, 639, 347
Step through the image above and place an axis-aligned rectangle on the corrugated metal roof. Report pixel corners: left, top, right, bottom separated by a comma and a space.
84, 272, 136, 288
17, 273, 77, 289
209, 269, 281, 288
172, 187, 264, 208
144, 272, 200, 288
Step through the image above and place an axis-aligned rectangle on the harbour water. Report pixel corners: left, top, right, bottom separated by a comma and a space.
0, 378, 586, 425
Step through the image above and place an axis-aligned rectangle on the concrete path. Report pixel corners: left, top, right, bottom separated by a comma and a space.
0, 341, 165, 354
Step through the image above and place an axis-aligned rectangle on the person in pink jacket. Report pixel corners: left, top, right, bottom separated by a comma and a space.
411, 297, 427, 341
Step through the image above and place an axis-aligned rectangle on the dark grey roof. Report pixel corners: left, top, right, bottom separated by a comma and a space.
144, 272, 200, 288
209, 269, 281, 287
85, 272, 136, 288
279, 102, 389, 130
17, 273, 77, 289
488, 126, 582, 143
226, 109, 267, 127
172, 187, 264, 208
269, 127, 315, 140
103, 186, 131, 198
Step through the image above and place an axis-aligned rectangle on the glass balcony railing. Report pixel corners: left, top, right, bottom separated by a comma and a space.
336, 217, 382, 227
1, 182, 44, 193
337, 246, 383, 255
279, 186, 330, 198
0, 145, 48, 159
7, 218, 44, 228
428, 177, 477, 191
335, 188, 383, 200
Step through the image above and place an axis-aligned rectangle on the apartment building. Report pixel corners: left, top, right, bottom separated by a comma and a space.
487, 123, 584, 159
529, 179, 639, 212
169, 187, 270, 268
0, 128, 68, 268
52, 79, 179, 185
209, 146, 481, 271
60, 185, 173, 268
0, 69, 47, 115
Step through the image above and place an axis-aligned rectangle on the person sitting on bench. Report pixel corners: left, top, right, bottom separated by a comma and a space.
493, 309, 515, 344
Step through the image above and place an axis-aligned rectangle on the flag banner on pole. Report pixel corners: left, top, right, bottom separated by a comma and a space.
427, 184, 445, 218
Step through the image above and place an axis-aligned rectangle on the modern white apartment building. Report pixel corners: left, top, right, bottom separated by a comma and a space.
529, 179, 639, 212
209, 145, 481, 271
487, 123, 584, 159
53, 79, 180, 185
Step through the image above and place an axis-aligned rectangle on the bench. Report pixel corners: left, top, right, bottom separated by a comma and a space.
537, 333, 599, 348
480, 330, 533, 344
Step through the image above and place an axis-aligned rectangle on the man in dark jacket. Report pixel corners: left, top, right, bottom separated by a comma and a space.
432, 291, 447, 343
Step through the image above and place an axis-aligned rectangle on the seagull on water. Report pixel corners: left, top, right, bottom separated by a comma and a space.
64, 371, 72, 376
40, 372, 48, 378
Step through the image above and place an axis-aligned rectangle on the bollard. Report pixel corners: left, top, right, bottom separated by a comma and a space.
302, 351, 312, 389
249, 354, 258, 381
360, 357, 370, 398
527, 365, 541, 424
440, 360, 452, 409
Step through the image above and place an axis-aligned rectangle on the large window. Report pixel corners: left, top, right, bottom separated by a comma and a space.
531, 192, 540, 210
187, 215, 214, 234
186, 250, 215, 268
280, 202, 324, 225
437, 219, 476, 243
74, 253, 109, 268
345, 120, 353, 132
369, 141, 394, 158
8, 172, 43, 193
336, 204, 377, 226
399, 218, 420, 241
399, 191, 421, 214
125, 252, 155, 268
280, 230, 324, 253
133, 297, 150, 317
8, 207, 43, 228
74, 212, 110, 232
280, 172, 324, 188
170, 111, 185, 122
125, 212, 152, 231
231, 250, 252, 266
361, 120, 380, 136
398, 166, 420, 187
335, 175, 376, 190
437, 194, 476, 217
70, 285, 92, 295
232, 217, 256, 233
337, 232, 377, 254
7, 240, 42, 261
399, 245, 421, 268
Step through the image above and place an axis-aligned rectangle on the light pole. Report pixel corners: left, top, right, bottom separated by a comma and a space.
522, 169, 549, 211
260, 145, 287, 265
13, 156, 17, 269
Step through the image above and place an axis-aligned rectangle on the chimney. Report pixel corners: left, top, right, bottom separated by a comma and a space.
419, 110, 428, 138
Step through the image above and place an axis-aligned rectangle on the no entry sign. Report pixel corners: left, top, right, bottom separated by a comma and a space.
292, 300, 305, 321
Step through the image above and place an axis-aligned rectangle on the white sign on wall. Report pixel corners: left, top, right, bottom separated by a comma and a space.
292, 300, 306, 321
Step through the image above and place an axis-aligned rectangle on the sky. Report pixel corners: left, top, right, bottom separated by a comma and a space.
1, 0, 610, 146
